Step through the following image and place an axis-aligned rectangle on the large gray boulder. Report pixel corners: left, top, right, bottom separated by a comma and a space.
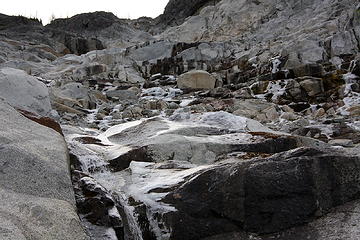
0, 67, 52, 116
0, 100, 88, 240
177, 70, 216, 89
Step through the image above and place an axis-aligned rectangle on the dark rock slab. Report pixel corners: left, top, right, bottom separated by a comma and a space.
160, 148, 360, 239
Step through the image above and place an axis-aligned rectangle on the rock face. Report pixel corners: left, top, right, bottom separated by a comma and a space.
46, 11, 154, 48
0, 67, 52, 116
177, 70, 216, 89
0, 100, 88, 240
162, 147, 360, 239
155, 0, 221, 30
0, 13, 42, 30
159, 0, 359, 66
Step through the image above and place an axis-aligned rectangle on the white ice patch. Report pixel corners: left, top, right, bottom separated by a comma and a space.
104, 228, 118, 240
343, 73, 358, 95
167, 88, 183, 98
141, 87, 183, 101
99, 119, 144, 142
349, 121, 360, 132
267, 81, 286, 102
180, 98, 196, 107
270, 56, 282, 74
80, 177, 108, 192
127, 161, 211, 213
194, 111, 274, 133
108, 206, 121, 219
85, 109, 99, 124
142, 87, 167, 98
338, 73, 360, 115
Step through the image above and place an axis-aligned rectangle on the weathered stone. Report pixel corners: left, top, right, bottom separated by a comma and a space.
0, 67, 52, 116
328, 139, 354, 147
293, 64, 324, 78
0, 100, 88, 240
106, 89, 138, 101
177, 70, 216, 89
161, 148, 360, 239
299, 77, 325, 97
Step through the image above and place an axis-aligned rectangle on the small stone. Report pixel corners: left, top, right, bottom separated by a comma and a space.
328, 139, 354, 148
299, 77, 324, 97
314, 108, 326, 119
281, 105, 295, 113
168, 102, 180, 109
281, 112, 299, 121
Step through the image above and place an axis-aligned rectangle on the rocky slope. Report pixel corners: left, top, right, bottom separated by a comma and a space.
0, 0, 360, 239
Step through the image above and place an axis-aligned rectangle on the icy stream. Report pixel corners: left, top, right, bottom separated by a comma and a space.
63, 110, 276, 240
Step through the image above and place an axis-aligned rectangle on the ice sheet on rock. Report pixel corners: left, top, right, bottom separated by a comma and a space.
343, 73, 359, 95
349, 121, 360, 132
270, 56, 282, 74
338, 73, 360, 115
141, 87, 183, 100
127, 161, 211, 213
66, 132, 108, 174
99, 119, 144, 141
180, 98, 196, 107
169, 108, 191, 121
108, 206, 121, 219
104, 228, 118, 240
267, 80, 286, 102
193, 111, 274, 133
141, 87, 166, 98
168, 88, 183, 97
86, 109, 99, 124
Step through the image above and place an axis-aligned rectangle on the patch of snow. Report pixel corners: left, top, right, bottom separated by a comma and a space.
266, 81, 286, 102
343, 73, 358, 95
349, 121, 360, 131
270, 56, 282, 74
151, 73, 162, 79
108, 206, 121, 219
104, 228, 118, 240
80, 177, 108, 192
167, 88, 183, 98
249, 56, 258, 68
99, 119, 144, 142
169, 108, 191, 121
127, 161, 211, 213
142, 87, 166, 98
86, 109, 99, 124
141, 87, 183, 101
194, 111, 273, 133
180, 98, 196, 107
338, 73, 360, 115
